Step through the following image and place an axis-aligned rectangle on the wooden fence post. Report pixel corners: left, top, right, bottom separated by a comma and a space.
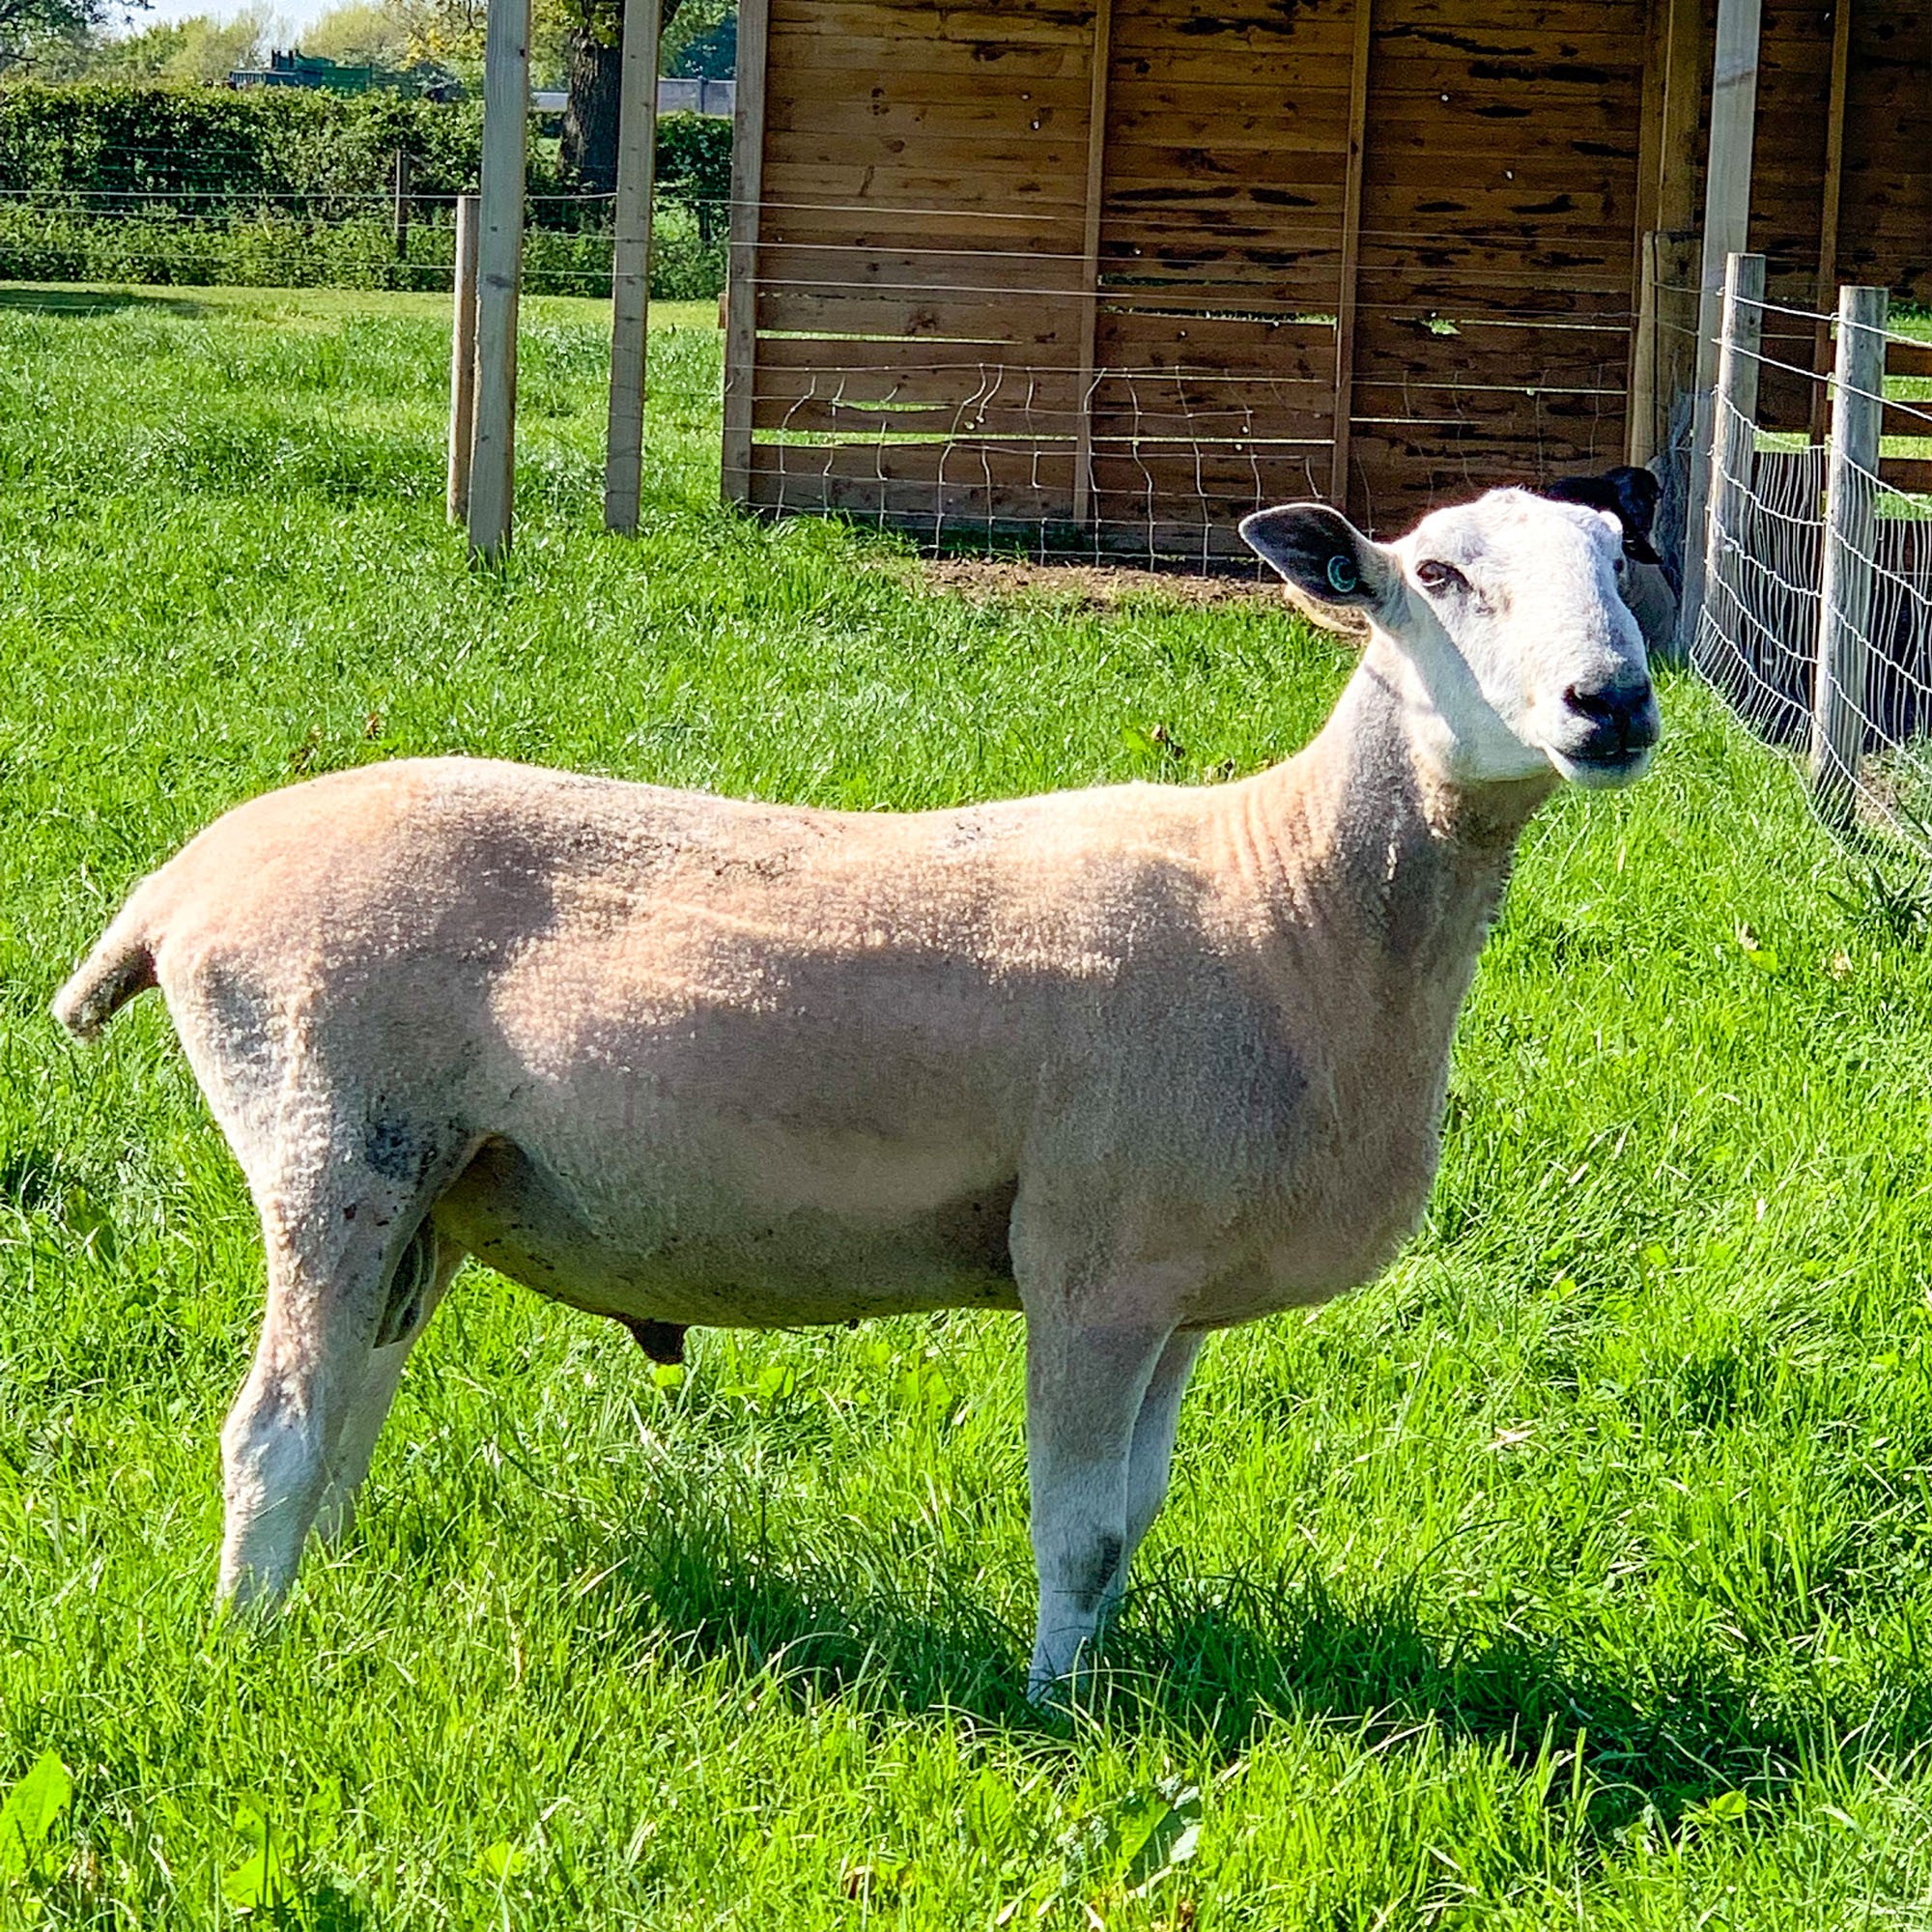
720, 0, 769, 508
1071, 0, 1111, 529
1692, 251, 1764, 672
392, 148, 412, 262
1675, 0, 1761, 655
1810, 283, 1889, 823
468, 0, 530, 562
447, 192, 480, 525
604, 0, 663, 534
1328, 0, 1373, 513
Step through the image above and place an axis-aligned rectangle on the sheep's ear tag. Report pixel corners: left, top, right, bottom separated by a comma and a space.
1325, 554, 1359, 595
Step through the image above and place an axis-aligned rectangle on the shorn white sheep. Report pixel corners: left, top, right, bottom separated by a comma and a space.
54, 489, 1657, 1695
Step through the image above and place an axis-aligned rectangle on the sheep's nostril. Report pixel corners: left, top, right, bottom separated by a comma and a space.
1564, 679, 1657, 755
1563, 683, 1617, 727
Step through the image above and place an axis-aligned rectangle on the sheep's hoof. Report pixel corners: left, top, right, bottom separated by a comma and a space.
616, 1316, 687, 1365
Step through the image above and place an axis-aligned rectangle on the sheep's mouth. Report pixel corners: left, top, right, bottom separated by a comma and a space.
1547, 743, 1656, 789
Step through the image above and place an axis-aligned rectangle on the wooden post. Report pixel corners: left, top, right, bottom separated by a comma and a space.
1630, 229, 1662, 469
605, 0, 663, 534
1807, 0, 1853, 443
1071, 0, 1112, 529
1675, 0, 1762, 655
1328, 0, 1373, 513
1634, 0, 1705, 474
468, 0, 530, 562
720, 0, 770, 507
392, 147, 412, 262
1692, 252, 1764, 673
1810, 284, 1888, 823
447, 192, 480, 524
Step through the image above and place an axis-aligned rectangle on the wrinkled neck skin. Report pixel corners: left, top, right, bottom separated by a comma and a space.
1236, 630, 1556, 1016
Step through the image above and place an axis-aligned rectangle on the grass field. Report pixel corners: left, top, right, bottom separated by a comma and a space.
10, 283, 1932, 1928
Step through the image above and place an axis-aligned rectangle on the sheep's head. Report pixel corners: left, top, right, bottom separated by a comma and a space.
1240, 489, 1659, 790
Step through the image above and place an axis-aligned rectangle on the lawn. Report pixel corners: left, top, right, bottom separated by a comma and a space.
8, 281, 1932, 1929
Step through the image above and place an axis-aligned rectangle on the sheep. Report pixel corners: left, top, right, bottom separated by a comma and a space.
1537, 466, 1678, 659
53, 487, 1656, 1696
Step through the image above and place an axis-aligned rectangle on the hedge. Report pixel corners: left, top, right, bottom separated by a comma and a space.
0, 83, 733, 295
0, 83, 733, 212
0, 201, 725, 298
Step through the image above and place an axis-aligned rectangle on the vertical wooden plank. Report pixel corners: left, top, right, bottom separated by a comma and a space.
447, 192, 480, 525
1807, 0, 1853, 443
1625, 0, 1666, 463
605, 0, 664, 534
1810, 283, 1887, 823
1676, 0, 1761, 654
1693, 251, 1763, 672
1693, 0, 1762, 400
1638, 0, 1707, 471
1071, 0, 1112, 529
1632, 0, 1666, 262
1654, 0, 1706, 240
720, 0, 770, 508
1327, 0, 1373, 513
468, 0, 530, 562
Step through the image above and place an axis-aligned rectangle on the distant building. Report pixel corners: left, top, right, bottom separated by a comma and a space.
229, 50, 374, 94
656, 77, 734, 117
229, 49, 463, 100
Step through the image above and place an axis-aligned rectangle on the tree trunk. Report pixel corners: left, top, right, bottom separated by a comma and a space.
561, 24, 624, 194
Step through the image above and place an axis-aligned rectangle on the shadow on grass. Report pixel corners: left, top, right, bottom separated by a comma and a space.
0, 285, 208, 318
586, 1520, 1853, 1833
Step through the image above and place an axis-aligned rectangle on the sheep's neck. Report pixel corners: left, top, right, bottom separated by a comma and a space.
1237, 637, 1554, 1021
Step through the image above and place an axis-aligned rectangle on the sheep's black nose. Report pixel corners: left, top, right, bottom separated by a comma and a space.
1563, 677, 1659, 759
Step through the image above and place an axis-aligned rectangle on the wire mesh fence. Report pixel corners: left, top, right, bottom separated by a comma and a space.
1689, 262, 1932, 846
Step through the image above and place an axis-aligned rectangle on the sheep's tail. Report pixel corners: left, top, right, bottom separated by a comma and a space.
52, 887, 162, 1040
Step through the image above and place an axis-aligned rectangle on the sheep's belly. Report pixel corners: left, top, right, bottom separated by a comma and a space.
432, 1137, 1022, 1327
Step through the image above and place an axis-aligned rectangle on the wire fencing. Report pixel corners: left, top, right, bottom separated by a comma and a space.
1689, 255, 1932, 843
0, 185, 728, 298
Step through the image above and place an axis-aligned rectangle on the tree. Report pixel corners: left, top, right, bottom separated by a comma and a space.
301, 0, 412, 69
74, 9, 266, 81
0, 0, 150, 73
560, 0, 735, 194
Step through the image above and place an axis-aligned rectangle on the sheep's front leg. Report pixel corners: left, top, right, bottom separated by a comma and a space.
1023, 1316, 1174, 1699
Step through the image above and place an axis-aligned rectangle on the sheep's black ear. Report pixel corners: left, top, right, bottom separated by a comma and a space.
1238, 502, 1390, 609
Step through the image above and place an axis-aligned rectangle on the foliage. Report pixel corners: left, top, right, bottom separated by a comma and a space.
298, 0, 412, 71
663, 0, 732, 76
10, 282, 1932, 1924
0, 0, 143, 76
0, 84, 727, 210
0, 196, 724, 296
0, 80, 510, 199
49, 9, 265, 83
654, 104, 728, 206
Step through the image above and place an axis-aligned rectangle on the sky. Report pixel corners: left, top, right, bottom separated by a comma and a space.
116, 0, 336, 39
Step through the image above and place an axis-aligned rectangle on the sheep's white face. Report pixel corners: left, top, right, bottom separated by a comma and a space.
1240, 488, 1659, 790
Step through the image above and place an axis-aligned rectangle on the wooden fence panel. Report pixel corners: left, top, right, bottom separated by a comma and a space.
737, 0, 1667, 550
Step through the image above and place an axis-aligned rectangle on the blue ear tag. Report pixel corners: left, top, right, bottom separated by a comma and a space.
1325, 554, 1358, 595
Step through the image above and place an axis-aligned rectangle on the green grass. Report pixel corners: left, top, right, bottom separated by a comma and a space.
9, 283, 1932, 1928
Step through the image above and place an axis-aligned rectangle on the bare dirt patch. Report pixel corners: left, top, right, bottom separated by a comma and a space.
920, 555, 1279, 610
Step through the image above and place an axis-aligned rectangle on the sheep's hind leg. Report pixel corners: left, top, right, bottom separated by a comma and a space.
313, 1220, 467, 1549
1098, 1328, 1204, 1628
1021, 1311, 1175, 1701
218, 1133, 470, 1614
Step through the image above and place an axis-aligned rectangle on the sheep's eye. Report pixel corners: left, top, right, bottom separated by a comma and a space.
1614, 551, 1629, 576
1414, 559, 1465, 594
